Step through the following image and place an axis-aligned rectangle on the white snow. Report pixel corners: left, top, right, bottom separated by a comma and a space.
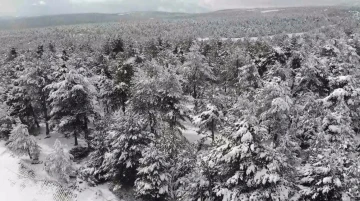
322, 176, 332, 184
328, 125, 341, 134
0, 143, 58, 201
261, 9, 280, 13
271, 97, 290, 112
334, 178, 342, 187
241, 132, 253, 143
331, 88, 349, 98
198, 32, 304, 43
180, 120, 206, 143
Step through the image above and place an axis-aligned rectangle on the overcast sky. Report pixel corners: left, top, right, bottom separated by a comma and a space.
0, 0, 356, 17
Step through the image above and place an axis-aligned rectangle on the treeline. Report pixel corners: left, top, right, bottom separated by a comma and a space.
0, 6, 357, 56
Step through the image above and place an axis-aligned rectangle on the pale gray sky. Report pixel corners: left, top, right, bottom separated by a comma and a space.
0, 0, 356, 16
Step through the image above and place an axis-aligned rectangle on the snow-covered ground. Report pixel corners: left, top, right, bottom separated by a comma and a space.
0, 142, 57, 201
181, 120, 203, 143
0, 126, 119, 201
197, 32, 304, 43
197, 24, 338, 43
261, 9, 281, 13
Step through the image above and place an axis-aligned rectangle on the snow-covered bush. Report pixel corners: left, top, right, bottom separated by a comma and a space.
7, 123, 40, 160
44, 140, 75, 183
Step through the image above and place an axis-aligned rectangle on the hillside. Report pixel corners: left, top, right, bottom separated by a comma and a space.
0, 6, 355, 31
0, 12, 191, 30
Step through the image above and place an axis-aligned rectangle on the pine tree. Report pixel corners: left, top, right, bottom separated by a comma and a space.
178, 151, 218, 201
210, 120, 293, 201
97, 71, 117, 114
114, 59, 134, 113
80, 117, 111, 185
194, 104, 223, 143
256, 79, 293, 148
296, 129, 357, 201
181, 41, 215, 99
131, 60, 187, 134
136, 123, 193, 201
44, 140, 75, 183
101, 110, 154, 186
135, 143, 171, 201
6, 78, 40, 130
7, 123, 40, 160
20, 56, 55, 137
221, 47, 246, 93
46, 68, 98, 146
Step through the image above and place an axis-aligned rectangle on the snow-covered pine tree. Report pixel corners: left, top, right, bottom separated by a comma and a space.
194, 104, 223, 144
210, 120, 293, 201
46, 67, 98, 146
44, 139, 75, 183
7, 123, 40, 160
20, 56, 55, 137
114, 58, 135, 113
80, 116, 111, 185
292, 53, 330, 97
140, 122, 194, 201
296, 130, 356, 201
256, 78, 293, 148
131, 59, 187, 135
6, 77, 40, 130
177, 151, 219, 201
181, 41, 215, 99
101, 110, 154, 186
135, 143, 171, 201
221, 47, 247, 94
97, 71, 116, 114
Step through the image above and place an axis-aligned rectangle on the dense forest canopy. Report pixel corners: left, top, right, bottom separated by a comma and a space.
1, 5, 360, 201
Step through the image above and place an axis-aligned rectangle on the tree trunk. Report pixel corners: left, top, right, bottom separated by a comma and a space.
84, 116, 90, 148
28, 148, 32, 160
122, 98, 126, 114
149, 112, 156, 135
193, 84, 197, 99
211, 119, 215, 143
105, 104, 109, 115
45, 121, 50, 137
41, 94, 50, 136
29, 104, 40, 128
74, 131, 78, 146
19, 116, 25, 125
